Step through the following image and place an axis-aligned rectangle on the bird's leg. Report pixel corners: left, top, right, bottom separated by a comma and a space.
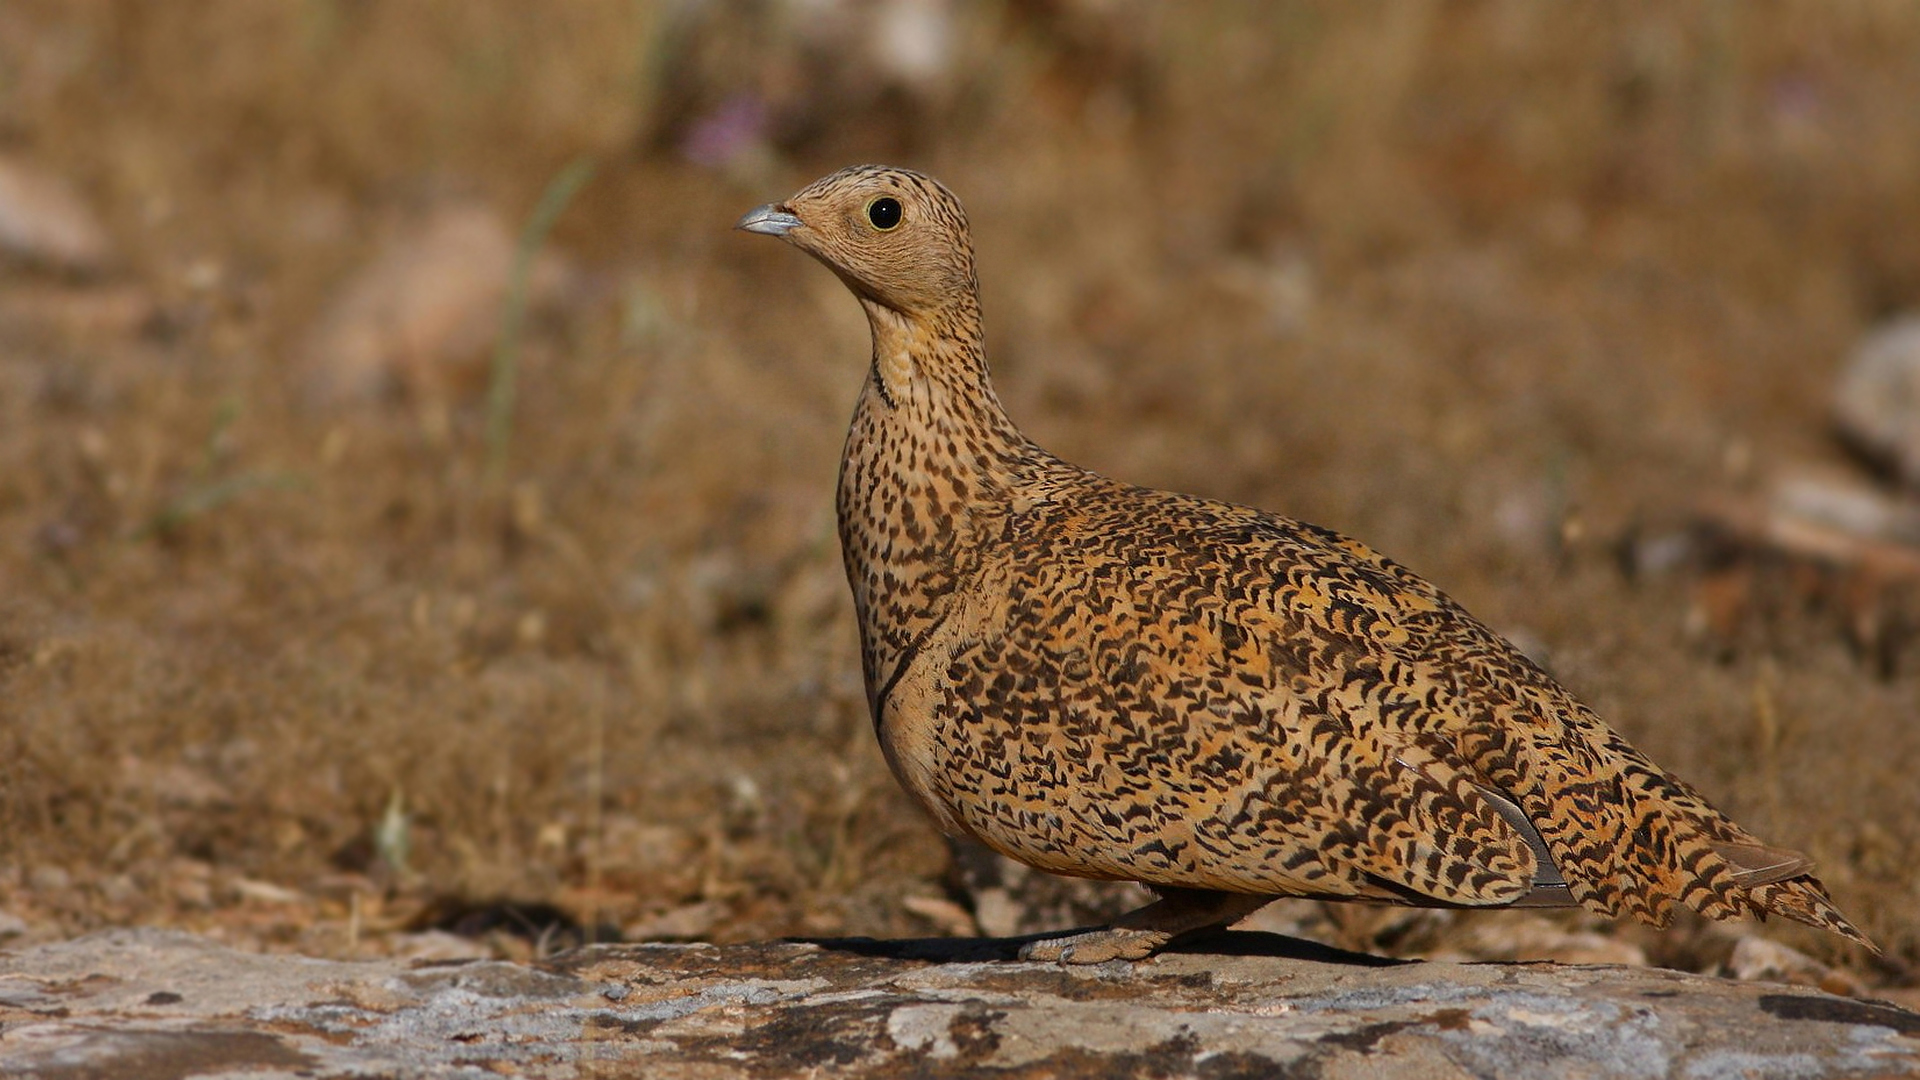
1018, 888, 1274, 964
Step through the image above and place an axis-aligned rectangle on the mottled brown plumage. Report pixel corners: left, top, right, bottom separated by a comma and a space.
737, 165, 1873, 963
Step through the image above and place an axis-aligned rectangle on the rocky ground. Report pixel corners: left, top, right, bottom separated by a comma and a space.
2, 928, 1917, 1079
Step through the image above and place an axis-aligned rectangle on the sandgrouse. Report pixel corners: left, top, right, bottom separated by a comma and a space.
738, 165, 1872, 964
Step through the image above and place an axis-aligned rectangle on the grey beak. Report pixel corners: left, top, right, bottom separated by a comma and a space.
736, 203, 804, 236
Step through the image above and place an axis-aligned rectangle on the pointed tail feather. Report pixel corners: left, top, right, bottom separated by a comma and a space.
1713, 840, 1815, 886
1459, 704, 1872, 947
1744, 876, 1880, 953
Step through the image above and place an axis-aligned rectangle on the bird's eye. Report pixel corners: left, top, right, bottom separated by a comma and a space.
866, 196, 903, 231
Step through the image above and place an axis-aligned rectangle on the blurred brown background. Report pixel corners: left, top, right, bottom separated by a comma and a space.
1, 2, 1916, 990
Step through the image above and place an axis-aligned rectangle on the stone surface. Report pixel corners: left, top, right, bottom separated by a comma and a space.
0, 928, 1915, 1078
1836, 314, 1920, 488
293, 201, 571, 405
0, 155, 113, 273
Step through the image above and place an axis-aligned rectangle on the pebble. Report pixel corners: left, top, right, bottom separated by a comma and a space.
0, 155, 113, 272
624, 900, 727, 941
1724, 934, 1866, 997
1835, 314, 1920, 488
26, 865, 71, 893
295, 201, 570, 405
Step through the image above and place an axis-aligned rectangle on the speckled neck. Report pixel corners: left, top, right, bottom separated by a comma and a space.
858, 297, 1015, 430
836, 292, 1037, 715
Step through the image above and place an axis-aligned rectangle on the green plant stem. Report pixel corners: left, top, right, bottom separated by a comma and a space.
487, 156, 597, 485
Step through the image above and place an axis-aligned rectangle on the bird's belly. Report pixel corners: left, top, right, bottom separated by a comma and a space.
878, 640, 1343, 893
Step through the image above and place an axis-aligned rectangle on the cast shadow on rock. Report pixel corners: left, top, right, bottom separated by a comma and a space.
796, 928, 1406, 967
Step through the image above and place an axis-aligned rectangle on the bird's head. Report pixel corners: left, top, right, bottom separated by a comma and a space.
736, 165, 978, 317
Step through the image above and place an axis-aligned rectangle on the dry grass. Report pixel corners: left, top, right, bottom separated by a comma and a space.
1, 2, 1916, 981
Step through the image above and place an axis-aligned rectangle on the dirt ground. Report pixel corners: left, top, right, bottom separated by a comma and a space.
1, 3, 1916, 990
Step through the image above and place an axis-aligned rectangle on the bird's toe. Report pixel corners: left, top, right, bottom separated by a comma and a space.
1019, 927, 1170, 965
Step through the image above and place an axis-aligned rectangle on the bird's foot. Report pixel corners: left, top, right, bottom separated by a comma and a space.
1018, 927, 1170, 964
1016, 888, 1276, 965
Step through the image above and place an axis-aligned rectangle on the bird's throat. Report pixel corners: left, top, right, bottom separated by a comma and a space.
853, 298, 1028, 475
862, 299, 945, 408
839, 296, 1034, 709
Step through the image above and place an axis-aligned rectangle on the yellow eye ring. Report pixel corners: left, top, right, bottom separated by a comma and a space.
866, 196, 903, 231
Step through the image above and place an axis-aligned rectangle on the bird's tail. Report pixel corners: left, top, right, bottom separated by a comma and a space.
1468, 712, 1876, 951
1695, 828, 1876, 951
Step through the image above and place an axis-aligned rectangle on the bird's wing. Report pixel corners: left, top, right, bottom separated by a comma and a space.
971, 481, 1868, 942
1229, 514, 1710, 917
972, 500, 1547, 906
1219, 512, 1879, 945
1215, 596, 1550, 907
1239, 514, 1871, 937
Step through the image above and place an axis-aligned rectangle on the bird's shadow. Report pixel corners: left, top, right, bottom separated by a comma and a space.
796, 928, 1406, 967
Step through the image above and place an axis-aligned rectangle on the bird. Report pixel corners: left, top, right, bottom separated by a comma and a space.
736, 165, 1874, 964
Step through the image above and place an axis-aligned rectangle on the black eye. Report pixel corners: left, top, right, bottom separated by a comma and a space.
867, 196, 902, 231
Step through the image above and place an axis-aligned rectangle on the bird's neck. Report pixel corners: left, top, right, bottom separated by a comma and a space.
836, 296, 1034, 696
851, 296, 1029, 462
859, 298, 995, 415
